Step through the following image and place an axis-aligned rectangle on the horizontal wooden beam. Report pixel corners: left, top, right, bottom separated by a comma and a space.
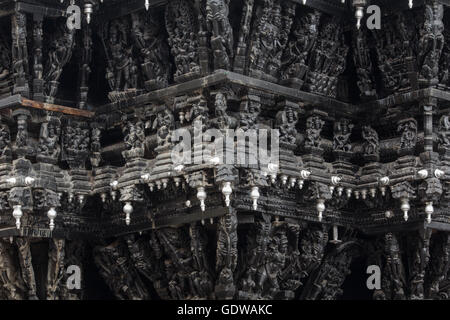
360, 88, 450, 112
0, 95, 95, 118
97, 69, 356, 118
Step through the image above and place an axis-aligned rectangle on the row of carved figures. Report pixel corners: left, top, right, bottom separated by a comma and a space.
1, 222, 449, 300
3, 1, 447, 102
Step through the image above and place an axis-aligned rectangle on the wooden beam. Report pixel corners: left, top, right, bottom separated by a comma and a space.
20, 98, 95, 117
97, 70, 357, 118
0, 95, 94, 118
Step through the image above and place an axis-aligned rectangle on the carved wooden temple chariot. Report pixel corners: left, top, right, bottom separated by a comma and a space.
0, 0, 449, 300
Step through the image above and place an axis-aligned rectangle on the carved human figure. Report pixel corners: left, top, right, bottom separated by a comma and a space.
418, 2, 444, 82
281, 11, 321, 81
123, 121, 145, 151
0, 124, 11, 158
91, 126, 101, 153
0, 240, 25, 300
214, 93, 237, 130
305, 116, 325, 149
11, 13, 29, 92
397, 119, 417, 151
103, 19, 137, 91
206, 0, 233, 69
165, 0, 200, 79
44, 25, 75, 98
15, 116, 28, 150
438, 115, 450, 150
131, 11, 170, 88
276, 107, 298, 145
333, 119, 354, 153
153, 110, 175, 147
239, 96, 261, 131
38, 119, 61, 159
0, 35, 11, 82
216, 210, 238, 287
362, 125, 380, 157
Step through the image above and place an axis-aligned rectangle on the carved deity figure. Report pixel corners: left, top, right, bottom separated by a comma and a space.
214, 93, 237, 130
397, 119, 417, 151
206, 0, 234, 69
362, 125, 380, 157
239, 96, 261, 131
305, 18, 348, 97
38, 119, 61, 160
11, 13, 29, 91
249, 1, 284, 77
165, 0, 201, 79
418, 2, 444, 82
0, 124, 11, 158
131, 11, 170, 88
276, 107, 298, 145
384, 233, 407, 300
44, 25, 75, 97
123, 121, 145, 151
0, 35, 11, 82
153, 109, 175, 147
15, 116, 28, 150
255, 230, 287, 298
63, 122, 91, 169
91, 126, 101, 153
216, 210, 238, 286
372, 13, 413, 93
305, 116, 325, 149
353, 30, 376, 97
0, 240, 25, 300
299, 227, 328, 279
333, 119, 354, 153
439, 116, 450, 150
103, 19, 138, 91
281, 11, 321, 81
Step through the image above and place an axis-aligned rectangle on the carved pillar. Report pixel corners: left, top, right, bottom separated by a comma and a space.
165, 0, 201, 83
194, 0, 210, 75
233, 0, 254, 74
15, 237, 38, 299
206, 0, 234, 71
428, 233, 450, 298
215, 207, 238, 299
407, 229, 432, 300
422, 99, 436, 153
94, 240, 150, 300
352, 29, 377, 99
78, 21, 92, 109
424, 108, 433, 153
32, 14, 43, 101
11, 12, 29, 97
418, 0, 444, 87
382, 233, 407, 300
0, 239, 26, 300
46, 239, 65, 300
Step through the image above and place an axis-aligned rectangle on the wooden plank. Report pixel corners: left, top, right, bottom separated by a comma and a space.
20, 97, 95, 118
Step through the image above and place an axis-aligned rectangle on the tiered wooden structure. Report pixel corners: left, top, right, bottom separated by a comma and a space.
0, 0, 449, 300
